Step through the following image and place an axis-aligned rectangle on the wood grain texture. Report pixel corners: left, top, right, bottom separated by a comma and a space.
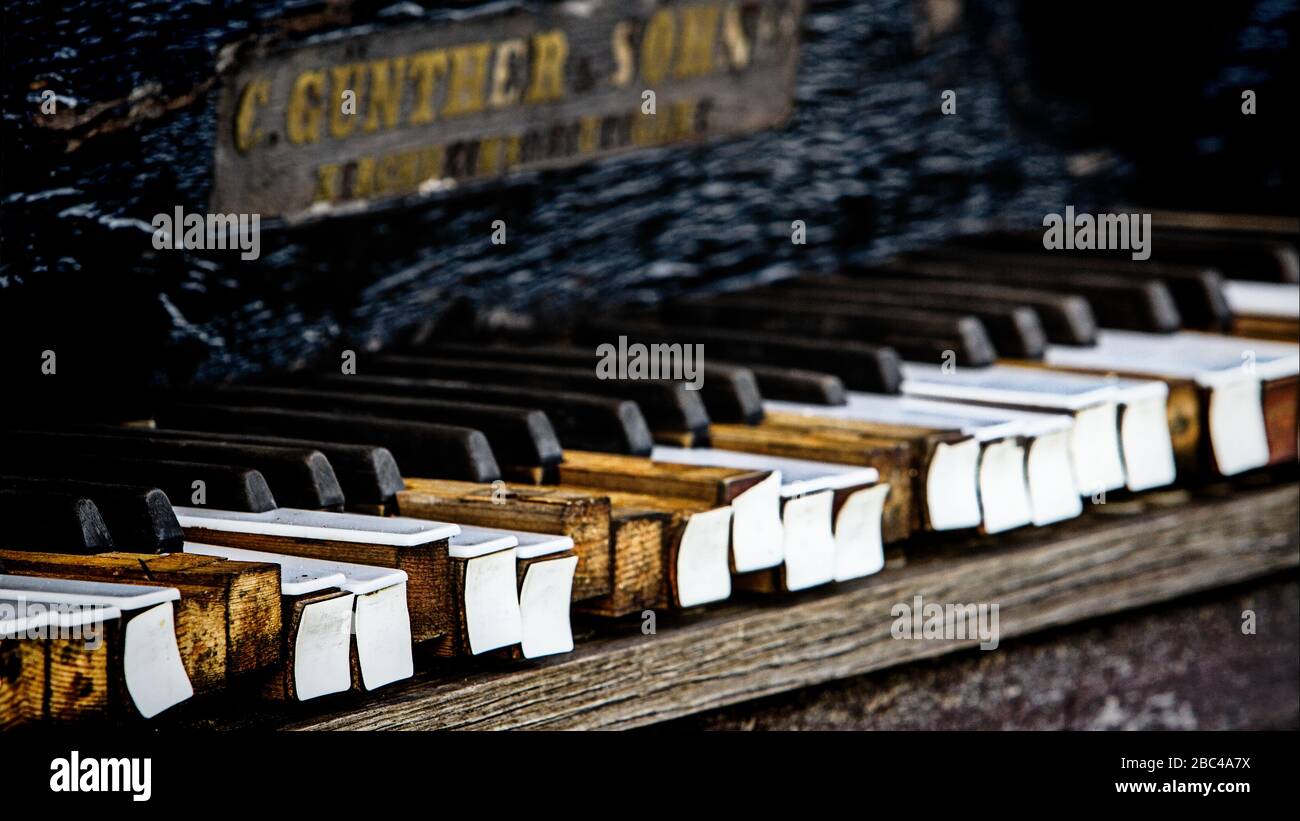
397, 478, 612, 601
264, 482, 1297, 730
1263, 375, 1299, 465
709, 421, 915, 541
0, 549, 281, 690
557, 450, 769, 506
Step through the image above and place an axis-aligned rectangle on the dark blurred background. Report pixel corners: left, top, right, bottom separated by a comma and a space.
0, 0, 1294, 416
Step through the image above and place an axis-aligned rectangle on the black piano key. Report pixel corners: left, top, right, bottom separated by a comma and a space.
0, 451, 276, 513
170, 385, 562, 470
304, 374, 655, 456
669, 295, 999, 367
417, 342, 763, 425
764, 281, 1047, 359
730, 363, 847, 405
779, 274, 1098, 347
369, 355, 711, 442
74, 426, 404, 507
0, 477, 181, 553
871, 258, 1183, 334
575, 319, 902, 393
917, 246, 1231, 330
5, 430, 344, 510
0, 490, 114, 555
154, 404, 501, 482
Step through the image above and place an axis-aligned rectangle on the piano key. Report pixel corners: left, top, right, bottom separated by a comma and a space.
0, 548, 283, 691
672, 294, 999, 367
171, 507, 470, 651
757, 407, 983, 532
651, 446, 887, 583
445, 527, 523, 656
396, 478, 613, 602
5, 428, 343, 510
559, 486, 733, 609
1223, 280, 1300, 341
774, 275, 1099, 346
874, 257, 1183, 333
0, 476, 183, 553
155, 403, 501, 482
0, 490, 114, 554
765, 281, 1048, 359
917, 247, 1231, 330
71, 424, 404, 510
172, 384, 564, 474
555, 449, 783, 575
451, 525, 577, 659
184, 542, 415, 693
575, 319, 902, 393
898, 362, 1130, 496
305, 373, 655, 457
704, 422, 917, 544
371, 354, 711, 446
1043, 330, 1298, 474
1, 595, 122, 726
736, 363, 848, 405
0, 574, 192, 719
418, 342, 764, 425
0, 451, 277, 513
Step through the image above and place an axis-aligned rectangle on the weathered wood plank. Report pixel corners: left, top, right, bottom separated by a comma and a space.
259, 482, 1297, 730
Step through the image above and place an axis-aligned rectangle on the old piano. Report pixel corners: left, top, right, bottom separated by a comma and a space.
0, 0, 1296, 731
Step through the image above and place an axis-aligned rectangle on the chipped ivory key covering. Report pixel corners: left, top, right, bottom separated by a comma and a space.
451, 524, 577, 658
184, 542, 413, 692
0, 575, 192, 718
449, 529, 523, 654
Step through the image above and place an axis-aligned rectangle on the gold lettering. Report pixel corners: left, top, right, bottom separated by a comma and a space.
234, 77, 269, 153
376, 150, 418, 193
477, 137, 502, 176
722, 2, 751, 69
578, 115, 600, 154
489, 39, 527, 108
524, 30, 568, 104
408, 50, 449, 126
286, 70, 326, 144
416, 146, 445, 183
365, 57, 408, 133
610, 21, 636, 86
503, 135, 522, 169
442, 42, 492, 117
674, 5, 719, 79
313, 163, 340, 202
349, 156, 377, 198
640, 10, 676, 85
330, 63, 365, 139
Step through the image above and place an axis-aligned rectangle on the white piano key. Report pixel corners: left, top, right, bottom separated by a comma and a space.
1, 598, 121, 636
979, 438, 1034, 534
1223, 280, 1300, 320
448, 527, 519, 558
0, 574, 180, 610
291, 592, 356, 700
673, 506, 734, 607
1113, 379, 1177, 491
353, 582, 413, 688
452, 524, 571, 558
173, 506, 460, 545
781, 491, 837, 591
183, 542, 346, 595
518, 556, 579, 658
122, 602, 195, 718
923, 437, 983, 530
832, 483, 890, 581
462, 548, 523, 654
726, 471, 785, 572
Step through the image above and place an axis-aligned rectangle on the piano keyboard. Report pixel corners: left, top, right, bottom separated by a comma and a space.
1, 211, 1296, 726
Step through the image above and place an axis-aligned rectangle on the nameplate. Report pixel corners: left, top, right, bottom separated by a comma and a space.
213, 0, 806, 220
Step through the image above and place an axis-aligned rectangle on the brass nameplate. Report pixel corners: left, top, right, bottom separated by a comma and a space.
213, 0, 805, 220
